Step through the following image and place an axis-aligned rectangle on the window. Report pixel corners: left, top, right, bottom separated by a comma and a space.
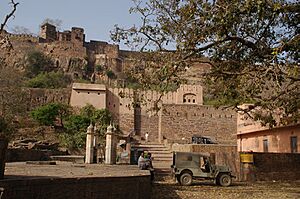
178, 154, 192, 161
183, 93, 196, 104
263, 139, 268, 152
291, 136, 297, 153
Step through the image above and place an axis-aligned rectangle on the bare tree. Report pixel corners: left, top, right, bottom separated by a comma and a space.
40, 18, 63, 31
112, 0, 300, 127
11, 26, 35, 35
0, 0, 19, 32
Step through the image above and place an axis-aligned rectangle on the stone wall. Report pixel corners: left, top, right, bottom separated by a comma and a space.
5, 33, 39, 43
248, 152, 300, 181
160, 104, 237, 144
118, 113, 135, 135
139, 115, 159, 140
172, 144, 240, 179
26, 88, 71, 110
0, 175, 151, 199
5, 149, 67, 162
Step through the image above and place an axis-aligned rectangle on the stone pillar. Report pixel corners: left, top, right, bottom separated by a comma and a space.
105, 124, 117, 164
85, 123, 94, 164
93, 124, 98, 163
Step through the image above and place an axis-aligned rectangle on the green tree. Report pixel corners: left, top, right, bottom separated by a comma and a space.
79, 104, 112, 133
111, 0, 300, 126
25, 51, 54, 78
30, 103, 71, 127
60, 114, 90, 149
25, 71, 72, 88
61, 105, 113, 149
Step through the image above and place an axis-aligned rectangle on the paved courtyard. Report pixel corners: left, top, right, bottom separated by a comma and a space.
3, 162, 300, 199
4, 161, 149, 179
152, 177, 300, 199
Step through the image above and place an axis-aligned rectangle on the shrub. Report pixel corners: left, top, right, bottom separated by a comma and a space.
30, 103, 71, 126
106, 70, 117, 79
25, 72, 71, 88
25, 51, 54, 78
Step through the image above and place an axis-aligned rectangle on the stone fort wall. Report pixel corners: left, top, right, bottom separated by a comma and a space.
4, 33, 39, 43
106, 84, 203, 115
105, 84, 203, 138
69, 83, 238, 143
160, 104, 237, 144
25, 88, 71, 110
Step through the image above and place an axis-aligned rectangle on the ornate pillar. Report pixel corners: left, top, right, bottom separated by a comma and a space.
105, 124, 117, 164
93, 124, 99, 163
85, 123, 94, 164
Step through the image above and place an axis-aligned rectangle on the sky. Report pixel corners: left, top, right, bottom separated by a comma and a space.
0, 0, 140, 49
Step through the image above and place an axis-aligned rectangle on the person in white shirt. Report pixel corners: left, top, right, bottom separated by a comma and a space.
145, 132, 149, 143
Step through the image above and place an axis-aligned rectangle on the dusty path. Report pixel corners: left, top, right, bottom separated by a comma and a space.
152, 177, 300, 199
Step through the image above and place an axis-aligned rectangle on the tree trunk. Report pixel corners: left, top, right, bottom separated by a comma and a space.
0, 138, 8, 179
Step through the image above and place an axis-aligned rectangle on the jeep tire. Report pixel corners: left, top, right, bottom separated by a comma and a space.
180, 172, 193, 186
217, 173, 232, 187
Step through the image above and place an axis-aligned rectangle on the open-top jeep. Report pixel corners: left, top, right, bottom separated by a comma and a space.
171, 152, 235, 186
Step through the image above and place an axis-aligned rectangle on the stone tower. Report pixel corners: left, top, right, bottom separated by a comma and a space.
39, 23, 57, 42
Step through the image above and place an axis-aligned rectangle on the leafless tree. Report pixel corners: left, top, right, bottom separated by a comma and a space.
0, 0, 19, 32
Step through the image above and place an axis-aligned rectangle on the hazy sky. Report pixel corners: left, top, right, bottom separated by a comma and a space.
1, 0, 139, 49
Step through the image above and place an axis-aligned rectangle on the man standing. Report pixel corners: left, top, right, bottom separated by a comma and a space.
145, 132, 149, 143
138, 152, 146, 169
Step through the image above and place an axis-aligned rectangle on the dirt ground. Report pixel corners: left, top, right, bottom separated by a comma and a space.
152, 176, 300, 199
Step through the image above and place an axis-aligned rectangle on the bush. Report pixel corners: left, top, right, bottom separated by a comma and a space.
59, 131, 86, 149
106, 70, 117, 79
95, 65, 103, 72
25, 72, 71, 88
25, 51, 54, 78
64, 115, 90, 132
31, 103, 71, 126
59, 114, 90, 149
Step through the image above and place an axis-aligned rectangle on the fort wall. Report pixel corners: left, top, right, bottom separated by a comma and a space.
4, 33, 38, 43
160, 104, 237, 144
25, 88, 71, 110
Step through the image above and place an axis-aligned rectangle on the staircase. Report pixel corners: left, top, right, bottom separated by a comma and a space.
131, 142, 173, 175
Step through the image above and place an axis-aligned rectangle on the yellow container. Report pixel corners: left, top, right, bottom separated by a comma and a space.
240, 153, 254, 163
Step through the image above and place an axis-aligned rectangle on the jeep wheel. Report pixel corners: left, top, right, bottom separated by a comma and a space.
180, 172, 193, 186
217, 173, 232, 187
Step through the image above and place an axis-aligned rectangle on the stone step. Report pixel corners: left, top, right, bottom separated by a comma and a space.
146, 150, 172, 154
151, 153, 173, 158
152, 161, 173, 169
152, 157, 173, 162
50, 155, 84, 164
132, 145, 166, 149
133, 146, 170, 151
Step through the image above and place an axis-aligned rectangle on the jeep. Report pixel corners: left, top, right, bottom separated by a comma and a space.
171, 152, 235, 186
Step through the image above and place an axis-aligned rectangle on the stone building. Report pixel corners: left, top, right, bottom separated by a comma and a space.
70, 83, 237, 145
39, 23, 57, 42
1, 23, 236, 145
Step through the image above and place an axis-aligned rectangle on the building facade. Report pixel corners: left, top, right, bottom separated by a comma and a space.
70, 83, 237, 144
237, 107, 299, 153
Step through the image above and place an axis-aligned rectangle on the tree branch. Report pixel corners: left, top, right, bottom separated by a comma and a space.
0, 0, 19, 32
